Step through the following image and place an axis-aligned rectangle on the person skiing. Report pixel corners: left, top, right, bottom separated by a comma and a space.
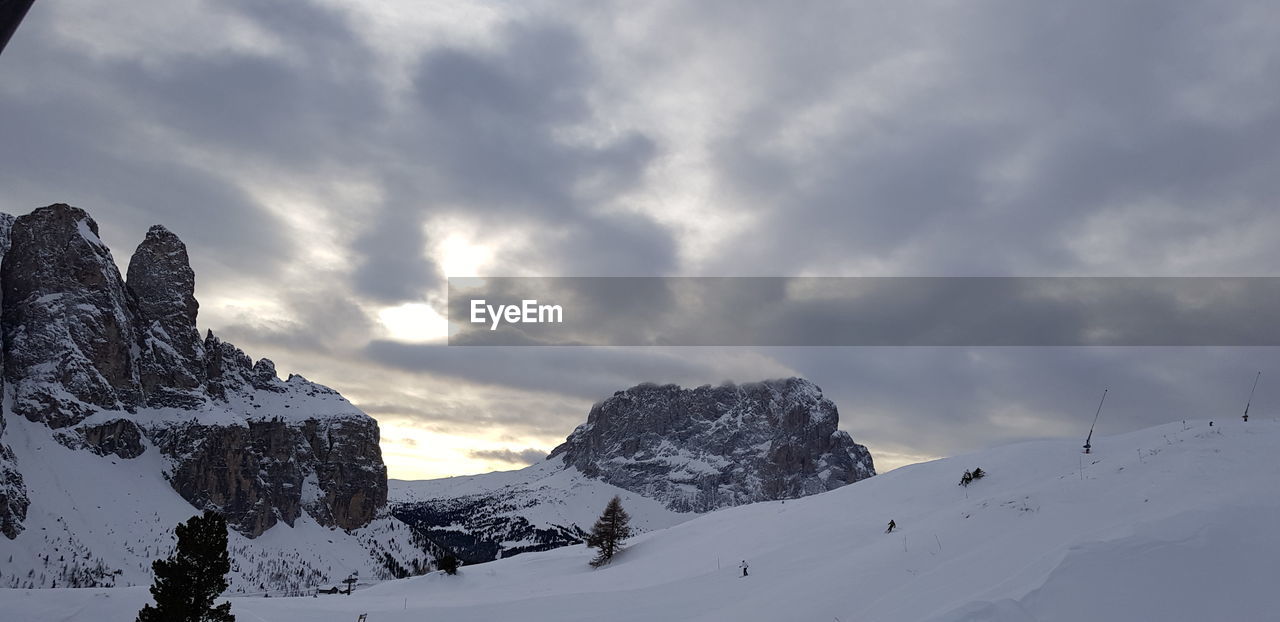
739, 560, 749, 577
971, 467, 985, 480
959, 470, 973, 487
886, 519, 896, 533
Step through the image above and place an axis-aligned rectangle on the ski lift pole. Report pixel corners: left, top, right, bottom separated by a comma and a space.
1243, 371, 1260, 423
1083, 388, 1108, 454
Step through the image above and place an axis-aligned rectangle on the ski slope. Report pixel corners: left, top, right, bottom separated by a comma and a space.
4, 417, 1278, 621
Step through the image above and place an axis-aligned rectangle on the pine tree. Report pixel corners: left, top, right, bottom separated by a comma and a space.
586, 496, 632, 568
137, 511, 235, 622
437, 554, 460, 575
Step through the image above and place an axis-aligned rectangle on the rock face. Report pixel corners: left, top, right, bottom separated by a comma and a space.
2, 205, 143, 427
0, 212, 29, 539
0, 204, 389, 539
153, 404, 387, 535
127, 225, 207, 409
550, 378, 876, 511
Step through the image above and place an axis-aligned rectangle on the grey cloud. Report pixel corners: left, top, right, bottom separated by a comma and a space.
364, 341, 739, 400
468, 448, 548, 465
688, 0, 1280, 277
364, 390, 594, 440
770, 346, 1280, 459
5, 0, 1279, 477
0, 0, 386, 284
446, 277, 1280, 346
351, 20, 669, 303
214, 289, 375, 356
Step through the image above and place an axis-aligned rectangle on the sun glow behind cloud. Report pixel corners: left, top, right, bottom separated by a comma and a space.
377, 303, 447, 343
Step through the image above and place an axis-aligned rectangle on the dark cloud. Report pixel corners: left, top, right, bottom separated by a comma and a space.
349, 20, 668, 304
469, 448, 548, 465
446, 277, 1280, 346
364, 341, 744, 400
696, 0, 1280, 276
0, 0, 387, 283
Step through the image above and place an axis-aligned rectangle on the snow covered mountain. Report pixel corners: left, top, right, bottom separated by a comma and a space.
551, 378, 876, 511
7, 417, 1277, 621
0, 204, 428, 592
390, 460, 690, 564
391, 378, 874, 563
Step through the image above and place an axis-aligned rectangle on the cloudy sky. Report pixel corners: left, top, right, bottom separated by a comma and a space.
3, 0, 1279, 478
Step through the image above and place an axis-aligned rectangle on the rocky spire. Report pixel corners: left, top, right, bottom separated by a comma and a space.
127, 224, 207, 408
1, 204, 142, 427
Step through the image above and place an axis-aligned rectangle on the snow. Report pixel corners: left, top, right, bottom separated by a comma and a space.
391, 458, 690, 548
74, 218, 104, 248
5, 417, 1280, 621
0, 415, 424, 595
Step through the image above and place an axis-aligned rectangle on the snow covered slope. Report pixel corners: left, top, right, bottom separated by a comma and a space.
390, 460, 691, 563
0, 415, 427, 594
6, 417, 1277, 621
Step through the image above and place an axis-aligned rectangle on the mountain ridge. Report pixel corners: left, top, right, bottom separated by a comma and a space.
0, 203, 427, 592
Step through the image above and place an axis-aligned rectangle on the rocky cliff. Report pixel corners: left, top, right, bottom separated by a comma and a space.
0, 204, 387, 539
549, 378, 875, 511
0, 212, 28, 539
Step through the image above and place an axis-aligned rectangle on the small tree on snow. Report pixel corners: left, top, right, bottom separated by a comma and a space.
137, 510, 235, 622
437, 554, 460, 575
586, 496, 632, 568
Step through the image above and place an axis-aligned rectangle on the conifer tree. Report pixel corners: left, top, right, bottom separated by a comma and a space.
437, 554, 460, 575
586, 496, 632, 568
137, 510, 235, 622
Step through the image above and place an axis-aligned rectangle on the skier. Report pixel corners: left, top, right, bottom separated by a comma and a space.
886, 519, 896, 533
959, 470, 972, 487
971, 468, 985, 480
739, 560, 749, 577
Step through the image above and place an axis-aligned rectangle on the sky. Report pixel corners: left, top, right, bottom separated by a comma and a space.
2, 0, 1279, 479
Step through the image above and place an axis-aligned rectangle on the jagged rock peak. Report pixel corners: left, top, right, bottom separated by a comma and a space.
202, 330, 254, 400
2, 204, 142, 426
128, 222, 207, 408
550, 377, 876, 512
0, 205, 390, 538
